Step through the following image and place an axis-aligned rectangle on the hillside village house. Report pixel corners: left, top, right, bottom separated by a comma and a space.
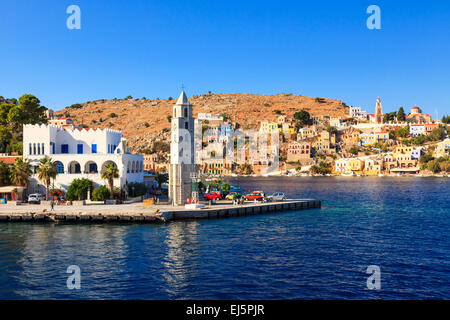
359, 132, 389, 147
349, 106, 369, 120
286, 141, 312, 164
260, 121, 279, 134
313, 131, 336, 154
364, 158, 383, 175
23, 124, 144, 195
409, 123, 439, 136
298, 127, 316, 140
434, 138, 450, 158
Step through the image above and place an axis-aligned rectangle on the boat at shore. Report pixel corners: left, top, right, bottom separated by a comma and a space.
341, 172, 357, 177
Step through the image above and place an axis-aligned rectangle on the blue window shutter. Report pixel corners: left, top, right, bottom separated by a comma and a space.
92, 144, 97, 154
61, 144, 69, 154
77, 144, 83, 154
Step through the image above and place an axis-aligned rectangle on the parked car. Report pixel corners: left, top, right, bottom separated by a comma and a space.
267, 192, 286, 202
203, 191, 222, 200
244, 191, 264, 202
225, 191, 242, 200
28, 193, 45, 204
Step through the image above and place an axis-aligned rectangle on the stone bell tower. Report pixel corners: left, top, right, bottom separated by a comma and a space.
169, 90, 197, 206
375, 97, 383, 124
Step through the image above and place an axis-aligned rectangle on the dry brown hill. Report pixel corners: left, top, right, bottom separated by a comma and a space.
55, 93, 349, 153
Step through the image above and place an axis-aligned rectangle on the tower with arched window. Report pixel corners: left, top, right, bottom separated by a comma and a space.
169, 90, 197, 206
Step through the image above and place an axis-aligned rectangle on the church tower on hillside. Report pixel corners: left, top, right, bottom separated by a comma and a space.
375, 97, 383, 124
169, 91, 197, 206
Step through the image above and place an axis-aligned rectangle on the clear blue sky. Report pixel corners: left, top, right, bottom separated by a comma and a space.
1, 0, 450, 117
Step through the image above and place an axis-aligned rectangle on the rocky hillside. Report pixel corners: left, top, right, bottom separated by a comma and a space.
55, 93, 349, 153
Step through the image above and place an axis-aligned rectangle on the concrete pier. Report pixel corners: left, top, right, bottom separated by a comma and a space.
0, 199, 321, 223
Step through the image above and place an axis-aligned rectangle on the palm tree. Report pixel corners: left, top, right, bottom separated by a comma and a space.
101, 164, 119, 199
0, 162, 10, 186
36, 157, 57, 200
9, 158, 32, 189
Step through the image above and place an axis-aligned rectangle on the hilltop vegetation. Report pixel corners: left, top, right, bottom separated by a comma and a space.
0, 94, 48, 155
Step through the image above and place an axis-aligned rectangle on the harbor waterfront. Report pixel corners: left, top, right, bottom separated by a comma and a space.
0, 199, 321, 223
0, 177, 449, 299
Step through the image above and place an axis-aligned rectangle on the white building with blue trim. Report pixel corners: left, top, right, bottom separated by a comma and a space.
23, 124, 143, 194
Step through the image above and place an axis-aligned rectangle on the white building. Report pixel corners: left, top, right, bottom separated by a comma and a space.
410, 124, 426, 136
349, 106, 368, 121
23, 124, 143, 194
411, 147, 423, 160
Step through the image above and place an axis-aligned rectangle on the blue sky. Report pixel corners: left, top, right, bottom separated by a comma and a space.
1, 0, 450, 117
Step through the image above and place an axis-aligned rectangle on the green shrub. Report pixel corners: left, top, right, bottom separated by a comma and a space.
91, 186, 110, 201
67, 178, 93, 201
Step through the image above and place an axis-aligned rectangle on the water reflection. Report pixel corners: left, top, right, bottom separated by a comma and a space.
162, 221, 200, 298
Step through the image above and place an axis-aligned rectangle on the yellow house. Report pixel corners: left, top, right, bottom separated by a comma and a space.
260, 121, 279, 134
360, 132, 389, 146
394, 146, 412, 155
314, 131, 336, 153
282, 123, 295, 135
364, 158, 382, 175
434, 138, 450, 158
347, 158, 364, 173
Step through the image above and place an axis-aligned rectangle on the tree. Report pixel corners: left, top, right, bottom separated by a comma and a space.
0, 162, 11, 186
167, 115, 172, 123
101, 164, 119, 199
441, 115, 450, 124
383, 112, 397, 123
397, 107, 406, 122
9, 158, 32, 187
156, 173, 168, 189
67, 178, 93, 201
36, 157, 57, 200
293, 110, 310, 125
429, 127, 445, 141
427, 160, 441, 173
349, 147, 359, 155
221, 182, 230, 193
326, 125, 337, 134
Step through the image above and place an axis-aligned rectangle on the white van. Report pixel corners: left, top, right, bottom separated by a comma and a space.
28, 193, 45, 204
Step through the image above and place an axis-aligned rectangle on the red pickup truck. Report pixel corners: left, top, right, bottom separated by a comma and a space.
244, 192, 264, 201
203, 191, 222, 200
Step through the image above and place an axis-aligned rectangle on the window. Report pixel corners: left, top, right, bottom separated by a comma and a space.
61, 144, 69, 154
33, 143, 36, 155
91, 144, 97, 154
184, 108, 188, 118
77, 144, 83, 154
56, 161, 64, 174
52, 143, 55, 154
41, 143, 45, 154
37, 143, 40, 155
29, 144, 32, 155
185, 122, 188, 129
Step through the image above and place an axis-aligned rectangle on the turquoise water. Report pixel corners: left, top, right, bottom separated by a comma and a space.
0, 177, 449, 299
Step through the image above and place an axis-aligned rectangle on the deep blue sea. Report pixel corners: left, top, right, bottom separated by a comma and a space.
0, 177, 449, 299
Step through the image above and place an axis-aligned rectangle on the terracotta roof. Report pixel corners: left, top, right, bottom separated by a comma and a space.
412, 106, 419, 110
